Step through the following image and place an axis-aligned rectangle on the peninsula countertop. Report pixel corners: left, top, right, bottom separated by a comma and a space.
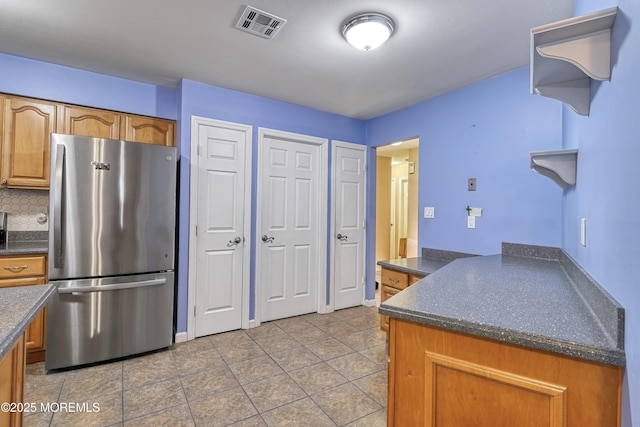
379, 243, 625, 366
0, 284, 55, 360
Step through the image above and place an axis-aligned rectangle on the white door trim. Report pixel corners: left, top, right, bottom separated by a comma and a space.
329, 140, 367, 312
255, 127, 329, 323
187, 116, 253, 340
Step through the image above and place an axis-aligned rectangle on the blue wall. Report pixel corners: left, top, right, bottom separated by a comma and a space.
0, 53, 177, 119
563, 0, 639, 424
176, 80, 366, 332
366, 67, 564, 257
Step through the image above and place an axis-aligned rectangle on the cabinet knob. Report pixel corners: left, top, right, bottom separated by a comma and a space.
1, 179, 7, 185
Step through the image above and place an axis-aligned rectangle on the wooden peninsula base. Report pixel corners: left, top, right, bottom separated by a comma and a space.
388, 319, 623, 427
0, 334, 25, 427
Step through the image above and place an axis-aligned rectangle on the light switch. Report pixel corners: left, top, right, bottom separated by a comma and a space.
470, 207, 482, 217
424, 207, 435, 219
467, 215, 476, 229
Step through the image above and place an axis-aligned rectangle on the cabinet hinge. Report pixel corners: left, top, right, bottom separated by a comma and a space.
194, 305, 196, 316
195, 225, 198, 236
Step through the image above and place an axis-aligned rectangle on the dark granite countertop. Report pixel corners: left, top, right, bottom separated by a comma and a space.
379, 243, 625, 366
377, 257, 449, 276
0, 240, 48, 255
0, 284, 55, 359
0, 231, 48, 255
378, 248, 477, 277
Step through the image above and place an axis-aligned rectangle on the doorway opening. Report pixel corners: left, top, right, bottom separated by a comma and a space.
375, 138, 420, 304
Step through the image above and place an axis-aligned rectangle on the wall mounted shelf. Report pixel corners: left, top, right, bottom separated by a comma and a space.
530, 149, 578, 190
530, 7, 617, 115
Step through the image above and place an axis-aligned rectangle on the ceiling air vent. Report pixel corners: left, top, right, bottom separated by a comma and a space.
235, 6, 287, 39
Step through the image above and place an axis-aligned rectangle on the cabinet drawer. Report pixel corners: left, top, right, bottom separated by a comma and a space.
380, 284, 402, 332
381, 268, 409, 290
0, 255, 46, 279
409, 274, 425, 285
381, 284, 401, 302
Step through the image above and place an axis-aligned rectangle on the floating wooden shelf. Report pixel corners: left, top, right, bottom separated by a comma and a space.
530, 7, 618, 116
530, 149, 578, 190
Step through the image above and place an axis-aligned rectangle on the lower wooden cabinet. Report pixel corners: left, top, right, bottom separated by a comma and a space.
388, 318, 623, 427
0, 334, 25, 427
0, 255, 47, 363
380, 267, 425, 331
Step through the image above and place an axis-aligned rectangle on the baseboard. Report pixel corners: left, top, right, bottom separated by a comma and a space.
174, 331, 188, 344
363, 299, 377, 307
247, 319, 259, 329
319, 305, 334, 314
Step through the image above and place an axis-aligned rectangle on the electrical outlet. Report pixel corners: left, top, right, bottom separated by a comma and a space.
468, 178, 476, 191
424, 207, 435, 219
467, 215, 476, 229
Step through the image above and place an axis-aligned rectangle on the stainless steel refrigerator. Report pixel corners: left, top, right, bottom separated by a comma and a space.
45, 134, 177, 370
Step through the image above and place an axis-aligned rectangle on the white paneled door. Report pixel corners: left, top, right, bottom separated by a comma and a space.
332, 142, 366, 310
257, 129, 327, 322
190, 117, 251, 338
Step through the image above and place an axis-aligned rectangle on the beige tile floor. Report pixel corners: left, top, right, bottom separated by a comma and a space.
23, 306, 387, 427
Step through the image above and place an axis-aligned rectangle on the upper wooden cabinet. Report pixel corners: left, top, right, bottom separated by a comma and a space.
1, 96, 57, 189
62, 105, 120, 139
0, 94, 176, 189
122, 114, 175, 146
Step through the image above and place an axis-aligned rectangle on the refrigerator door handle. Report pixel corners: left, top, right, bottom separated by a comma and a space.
53, 144, 65, 268
57, 277, 167, 294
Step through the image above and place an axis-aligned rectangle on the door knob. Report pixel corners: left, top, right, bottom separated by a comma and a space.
262, 235, 274, 243
336, 233, 348, 241
228, 237, 242, 246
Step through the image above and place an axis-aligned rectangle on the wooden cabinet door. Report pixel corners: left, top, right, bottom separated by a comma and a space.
1, 97, 57, 189
0, 334, 25, 427
121, 115, 175, 146
62, 105, 120, 139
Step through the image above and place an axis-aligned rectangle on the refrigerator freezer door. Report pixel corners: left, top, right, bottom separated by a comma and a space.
48, 134, 177, 280
45, 272, 174, 370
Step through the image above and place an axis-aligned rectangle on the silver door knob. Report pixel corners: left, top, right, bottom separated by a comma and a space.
262, 235, 274, 243
336, 233, 348, 241
228, 237, 242, 246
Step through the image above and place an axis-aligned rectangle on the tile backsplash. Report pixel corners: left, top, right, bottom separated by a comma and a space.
0, 189, 49, 231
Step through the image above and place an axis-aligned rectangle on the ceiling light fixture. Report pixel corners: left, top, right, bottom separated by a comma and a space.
342, 12, 395, 51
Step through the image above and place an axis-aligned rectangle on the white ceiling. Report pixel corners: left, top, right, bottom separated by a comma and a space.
0, 0, 574, 120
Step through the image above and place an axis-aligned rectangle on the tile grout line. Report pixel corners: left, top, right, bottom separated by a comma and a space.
24, 307, 386, 427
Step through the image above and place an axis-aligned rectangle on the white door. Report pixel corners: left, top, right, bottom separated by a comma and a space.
332, 142, 366, 310
257, 129, 327, 322
189, 117, 251, 338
